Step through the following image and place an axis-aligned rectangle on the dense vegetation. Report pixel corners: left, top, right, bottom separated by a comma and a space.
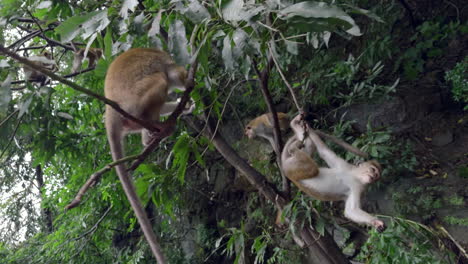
0, 0, 466, 263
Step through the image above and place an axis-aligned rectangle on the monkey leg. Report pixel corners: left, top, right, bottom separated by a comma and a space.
286, 150, 319, 182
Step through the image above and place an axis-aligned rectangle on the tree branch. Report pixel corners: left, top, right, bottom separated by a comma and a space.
0, 46, 159, 132
252, 57, 290, 196
65, 155, 139, 209
314, 130, 369, 158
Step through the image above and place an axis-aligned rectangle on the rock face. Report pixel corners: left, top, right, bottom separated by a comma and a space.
338, 97, 407, 133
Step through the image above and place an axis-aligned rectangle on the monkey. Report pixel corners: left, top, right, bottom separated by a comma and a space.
245, 112, 290, 153
104, 48, 193, 263
245, 112, 290, 140
72, 48, 103, 72
281, 115, 385, 232
23, 51, 57, 85
245, 112, 368, 158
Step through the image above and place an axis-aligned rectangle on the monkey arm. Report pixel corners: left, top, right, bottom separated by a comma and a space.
307, 130, 347, 168
344, 192, 378, 226
160, 101, 179, 117
160, 99, 194, 117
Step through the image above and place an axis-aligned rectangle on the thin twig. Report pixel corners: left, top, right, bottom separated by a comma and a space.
267, 43, 302, 113
11, 67, 96, 85
0, 109, 19, 128
65, 155, 139, 209
252, 57, 290, 195
0, 113, 24, 159
7, 29, 42, 50
17, 25, 73, 50
74, 205, 113, 240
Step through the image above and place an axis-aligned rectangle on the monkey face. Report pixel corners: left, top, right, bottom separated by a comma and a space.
244, 126, 256, 139
356, 161, 381, 184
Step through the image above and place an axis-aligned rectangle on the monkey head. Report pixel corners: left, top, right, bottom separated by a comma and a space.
355, 160, 382, 184
167, 65, 187, 91
245, 113, 290, 140
244, 121, 260, 139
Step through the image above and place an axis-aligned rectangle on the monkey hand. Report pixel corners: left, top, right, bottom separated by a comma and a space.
181, 98, 195, 115
371, 219, 386, 233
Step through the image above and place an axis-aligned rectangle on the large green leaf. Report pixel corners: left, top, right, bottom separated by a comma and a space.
0, 74, 12, 114
119, 0, 138, 19
55, 10, 109, 42
168, 20, 190, 65
222, 0, 265, 22
278, 1, 361, 36
175, 0, 211, 24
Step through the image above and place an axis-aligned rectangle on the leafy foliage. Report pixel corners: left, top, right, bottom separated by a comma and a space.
0, 0, 464, 263
445, 56, 468, 110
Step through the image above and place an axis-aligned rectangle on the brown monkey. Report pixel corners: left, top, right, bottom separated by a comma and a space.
245, 112, 290, 153
245, 112, 289, 140
72, 48, 103, 72
105, 48, 192, 263
282, 115, 385, 231
23, 51, 57, 85
245, 112, 367, 158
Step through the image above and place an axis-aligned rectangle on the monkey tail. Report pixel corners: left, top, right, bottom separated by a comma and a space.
106, 111, 167, 263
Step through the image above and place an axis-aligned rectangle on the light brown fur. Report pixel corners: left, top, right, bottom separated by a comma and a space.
104, 48, 188, 263
245, 112, 289, 139
72, 48, 103, 72
23, 51, 57, 84
282, 115, 385, 231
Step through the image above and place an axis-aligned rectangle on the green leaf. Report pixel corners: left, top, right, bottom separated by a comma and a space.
315, 217, 326, 236
104, 28, 113, 59
18, 96, 33, 118
222, 0, 244, 21
0, 74, 12, 114
177, 0, 211, 24
344, 5, 384, 23
168, 20, 190, 65
119, 0, 138, 19
171, 133, 191, 183
279, 1, 361, 36
222, 34, 235, 70
55, 11, 109, 42
285, 40, 298, 55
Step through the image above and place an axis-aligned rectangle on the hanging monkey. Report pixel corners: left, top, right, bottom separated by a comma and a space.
281, 115, 385, 231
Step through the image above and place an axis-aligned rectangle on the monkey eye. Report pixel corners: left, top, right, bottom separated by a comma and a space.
246, 126, 251, 130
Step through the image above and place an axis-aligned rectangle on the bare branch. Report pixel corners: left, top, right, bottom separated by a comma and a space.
0, 113, 24, 159
65, 155, 139, 209
268, 43, 302, 113
7, 29, 42, 50
314, 130, 369, 158
0, 110, 19, 129
252, 56, 290, 196
74, 205, 113, 240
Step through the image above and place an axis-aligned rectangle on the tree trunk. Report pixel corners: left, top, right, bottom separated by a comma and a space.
36, 165, 53, 232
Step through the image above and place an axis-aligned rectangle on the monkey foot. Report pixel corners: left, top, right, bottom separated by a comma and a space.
372, 219, 386, 232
